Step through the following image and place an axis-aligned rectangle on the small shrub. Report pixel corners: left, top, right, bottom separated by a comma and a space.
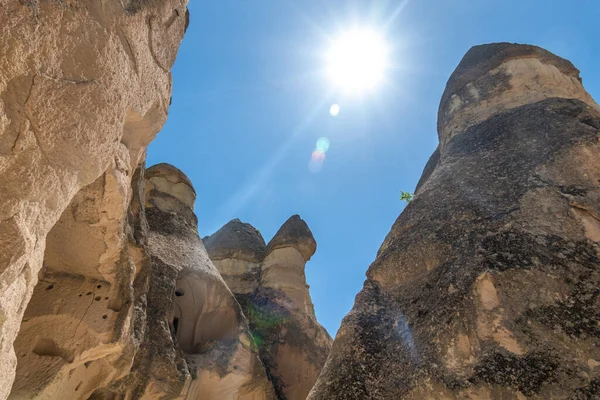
400, 191, 414, 204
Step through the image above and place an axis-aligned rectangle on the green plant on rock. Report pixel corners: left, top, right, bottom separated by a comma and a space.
400, 191, 414, 204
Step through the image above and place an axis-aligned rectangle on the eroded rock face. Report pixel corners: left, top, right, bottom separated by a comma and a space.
103, 163, 276, 400
10, 162, 147, 400
205, 215, 332, 400
203, 219, 266, 294
0, 1, 188, 396
309, 43, 600, 399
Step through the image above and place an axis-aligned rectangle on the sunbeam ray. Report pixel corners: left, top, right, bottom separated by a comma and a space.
217, 94, 332, 220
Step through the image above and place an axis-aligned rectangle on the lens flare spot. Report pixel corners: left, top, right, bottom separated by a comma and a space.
311, 149, 326, 162
309, 149, 326, 173
329, 104, 340, 116
316, 137, 330, 153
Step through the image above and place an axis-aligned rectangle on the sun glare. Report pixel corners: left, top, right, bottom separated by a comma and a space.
329, 103, 340, 116
326, 29, 388, 93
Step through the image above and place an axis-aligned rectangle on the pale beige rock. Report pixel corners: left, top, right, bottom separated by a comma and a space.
205, 215, 332, 400
0, 1, 188, 396
11, 273, 130, 399
10, 160, 143, 400
210, 258, 262, 294
103, 164, 277, 400
261, 247, 316, 315
184, 334, 276, 400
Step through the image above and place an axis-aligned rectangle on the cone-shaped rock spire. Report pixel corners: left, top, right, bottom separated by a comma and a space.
204, 219, 267, 262
267, 215, 317, 262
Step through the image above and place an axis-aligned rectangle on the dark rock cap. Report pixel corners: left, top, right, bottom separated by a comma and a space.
266, 215, 316, 261
438, 43, 580, 133
146, 163, 196, 195
203, 219, 267, 262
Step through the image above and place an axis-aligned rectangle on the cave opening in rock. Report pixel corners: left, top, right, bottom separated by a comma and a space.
173, 317, 180, 336
171, 268, 239, 355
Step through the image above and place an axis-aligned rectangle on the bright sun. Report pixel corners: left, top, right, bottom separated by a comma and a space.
326, 29, 389, 93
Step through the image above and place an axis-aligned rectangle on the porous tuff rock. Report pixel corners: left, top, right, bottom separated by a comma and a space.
101, 163, 277, 400
10, 162, 148, 400
309, 43, 600, 399
205, 215, 332, 400
0, 1, 187, 397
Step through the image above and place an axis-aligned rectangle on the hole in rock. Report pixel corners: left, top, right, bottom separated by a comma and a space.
32, 338, 74, 363
171, 269, 238, 354
10, 176, 125, 399
89, 389, 116, 400
173, 317, 179, 335
102, 315, 108, 320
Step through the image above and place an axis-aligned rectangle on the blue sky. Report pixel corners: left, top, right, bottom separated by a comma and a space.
147, 0, 600, 336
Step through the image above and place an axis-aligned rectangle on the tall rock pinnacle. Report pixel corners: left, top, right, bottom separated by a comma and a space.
205, 215, 332, 400
125, 163, 276, 399
309, 43, 600, 399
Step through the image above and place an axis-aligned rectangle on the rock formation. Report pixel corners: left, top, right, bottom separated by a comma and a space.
0, 1, 188, 397
102, 163, 276, 399
205, 216, 332, 400
3, 6, 598, 398
0, 2, 330, 395
10, 162, 279, 400
309, 43, 600, 399
10, 163, 149, 399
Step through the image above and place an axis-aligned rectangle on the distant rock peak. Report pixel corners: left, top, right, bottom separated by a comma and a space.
203, 218, 267, 262
267, 215, 317, 262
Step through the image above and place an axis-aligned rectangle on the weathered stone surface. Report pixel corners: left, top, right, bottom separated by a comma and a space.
0, 1, 187, 396
102, 164, 276, 400
10, 161, 146, 400
204, 219, 268, 263
309, 43, 600, 399
207, 217, 332, 400
267, 215, 317, 262
438, 42, 599, 148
